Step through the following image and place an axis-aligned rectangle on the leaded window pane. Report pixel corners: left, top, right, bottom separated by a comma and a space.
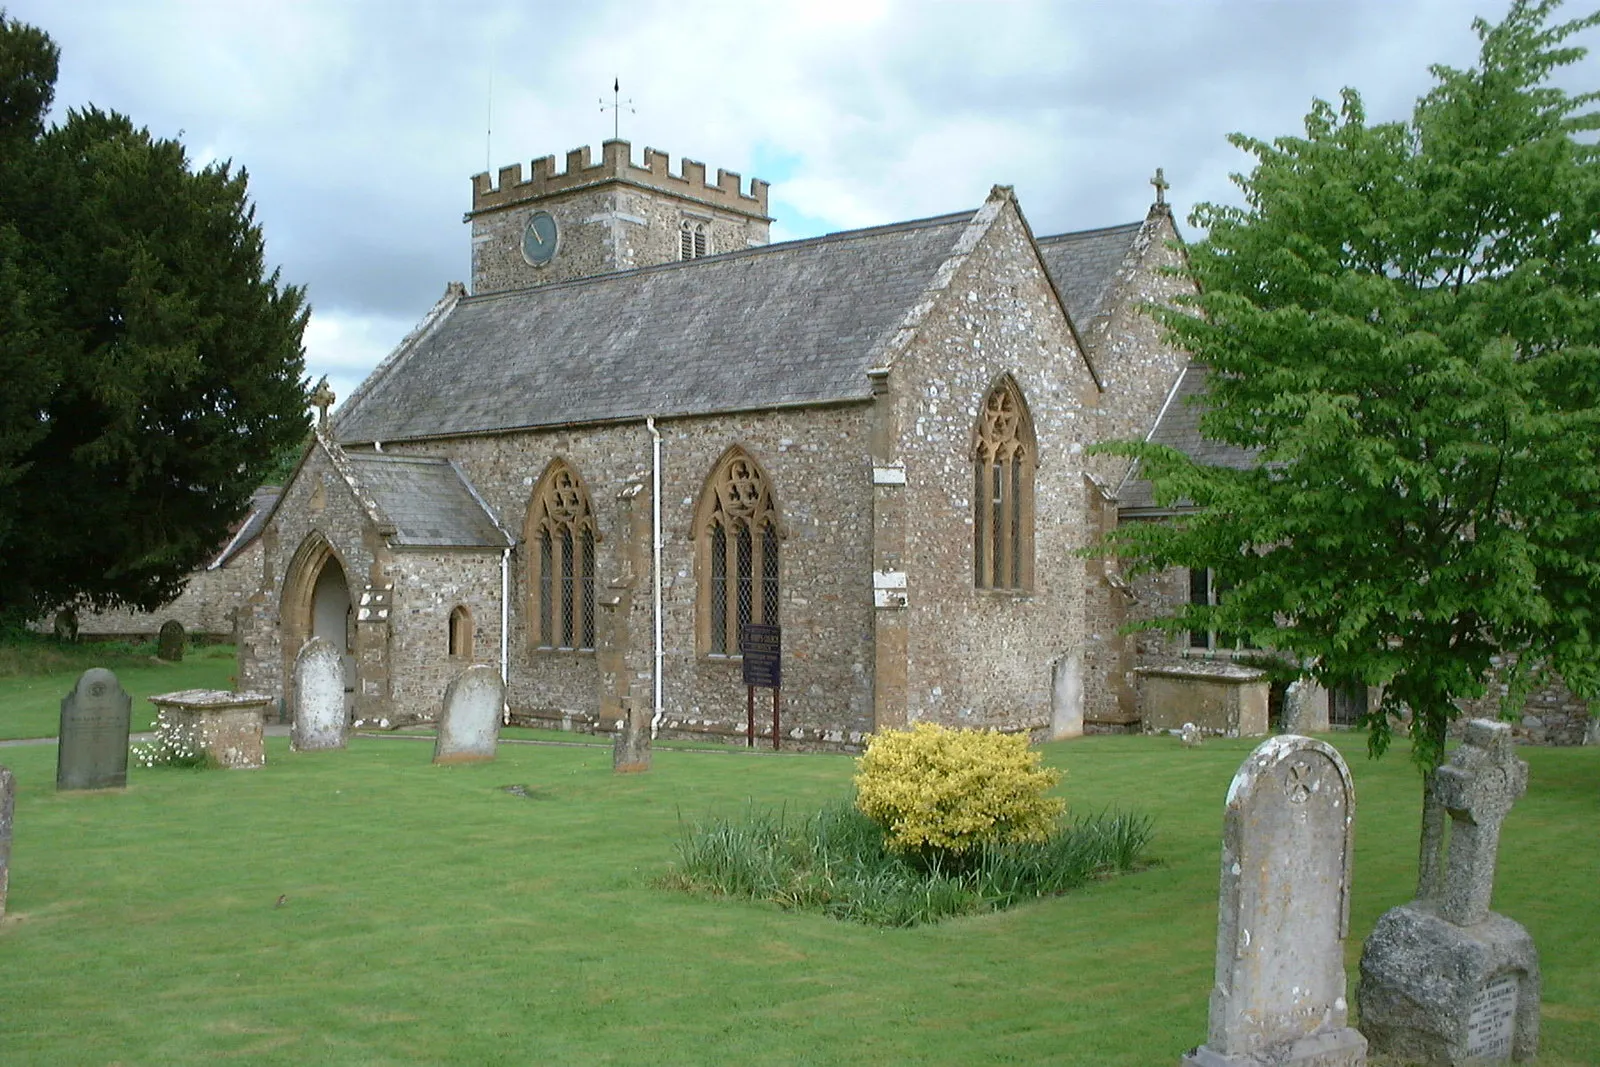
711, 523, 727, 655
560, 528, 575, 647
580, 529, 595, 651
539, 530, 553, 646
761, 521, 779, 626
735, 525, 753, 652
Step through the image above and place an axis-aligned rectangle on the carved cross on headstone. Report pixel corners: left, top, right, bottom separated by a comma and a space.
1427, 720, 1529, 927
309, 379, 336, 430
1150, 167, 1169, 206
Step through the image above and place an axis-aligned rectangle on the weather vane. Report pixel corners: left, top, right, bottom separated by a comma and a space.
600, 78, 634, 142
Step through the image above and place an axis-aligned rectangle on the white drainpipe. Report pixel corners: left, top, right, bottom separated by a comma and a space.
500, 546, 510, 724
647, 417, 664, 737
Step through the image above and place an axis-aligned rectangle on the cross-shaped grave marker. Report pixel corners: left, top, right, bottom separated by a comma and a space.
1427, 719, 1529, 927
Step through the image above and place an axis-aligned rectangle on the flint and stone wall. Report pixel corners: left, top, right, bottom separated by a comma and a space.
1076, 208, 1193, 727
53, 539, 264, 639
880, 199, 1098, 735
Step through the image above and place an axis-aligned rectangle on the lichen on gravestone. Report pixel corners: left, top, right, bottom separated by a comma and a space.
1181, 734, 1367, 1067
1358, 720, 1540, 1065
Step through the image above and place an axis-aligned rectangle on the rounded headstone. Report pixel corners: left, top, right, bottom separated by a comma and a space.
292, 637, 348, 751
156, 619, 186, 662
433, 665, 504, 765
57, 668, 132, 791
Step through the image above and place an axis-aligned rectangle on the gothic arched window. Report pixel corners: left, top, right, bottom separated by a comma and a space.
973, 376, 1036, 592
525, 461, 598, 651
695, 448, 780, 656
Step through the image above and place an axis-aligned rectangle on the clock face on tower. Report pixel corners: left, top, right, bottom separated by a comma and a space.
521, 211, 559, 266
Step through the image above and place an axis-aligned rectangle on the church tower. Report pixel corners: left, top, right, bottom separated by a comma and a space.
466, 140, 771, 294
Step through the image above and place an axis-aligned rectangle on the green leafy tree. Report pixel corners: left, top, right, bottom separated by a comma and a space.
0, 14, 310, 617
1101, 0, 1600, 776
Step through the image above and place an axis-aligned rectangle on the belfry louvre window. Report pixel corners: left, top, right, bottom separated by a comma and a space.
973, 376, 1036, 591
696, 448, 780, 656
679, 219, 709, 260
525, 461, 598, 651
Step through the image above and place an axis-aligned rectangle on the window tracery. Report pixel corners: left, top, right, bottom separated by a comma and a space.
526, 461, 597, 651
696, 449, 779, 655
973, 376, 1036, 592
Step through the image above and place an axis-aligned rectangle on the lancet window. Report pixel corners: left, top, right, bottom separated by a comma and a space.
448, 605, 473, 659
526, 461, 597, 651
973, 376, 1036, 592
696, 448, 780, 656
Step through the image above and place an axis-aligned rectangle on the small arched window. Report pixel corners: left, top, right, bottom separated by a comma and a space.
695, 448, 779, 656
525, 460, 598, 651
973, 376, 1036, 592
448, 605, 473, 659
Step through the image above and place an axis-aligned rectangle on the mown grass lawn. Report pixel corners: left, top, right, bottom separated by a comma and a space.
0, 642, 241, 739
0, 729, 1594, 1065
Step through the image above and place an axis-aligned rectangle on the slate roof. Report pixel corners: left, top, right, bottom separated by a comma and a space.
209, 485, 281, 569
1117, 364, 1260, 513
335, 212, 979, 443
341, 453, 509, 548
1035, 221, 1143, 328
333, 202, 1157, 445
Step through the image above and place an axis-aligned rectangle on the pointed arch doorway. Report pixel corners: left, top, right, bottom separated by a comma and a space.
282, 534, 357, 720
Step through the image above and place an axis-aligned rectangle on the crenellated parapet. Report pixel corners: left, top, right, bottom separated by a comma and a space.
470, 139, 769, 219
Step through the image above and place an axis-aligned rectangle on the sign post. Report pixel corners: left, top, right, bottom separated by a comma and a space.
741, 624, 781, 750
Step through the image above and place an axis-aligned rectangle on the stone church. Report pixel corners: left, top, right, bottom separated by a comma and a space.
237, 139, 1192, 747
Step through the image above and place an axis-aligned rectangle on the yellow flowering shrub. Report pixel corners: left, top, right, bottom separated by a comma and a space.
853, 722, 1065, 856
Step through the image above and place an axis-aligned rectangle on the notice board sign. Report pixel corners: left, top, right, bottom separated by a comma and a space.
741, 624, 781, 689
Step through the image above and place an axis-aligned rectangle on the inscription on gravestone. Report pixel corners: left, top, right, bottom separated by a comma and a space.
58, 668, 132, 791
1466, 976, 1518, 1060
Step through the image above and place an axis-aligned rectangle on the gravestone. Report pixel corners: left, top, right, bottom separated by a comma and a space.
156, 619, 186, 662
612, 702, 652, 774
292, 637, 347, 751
0, 764, 13, 919
1359, 720, 1539, 1065
1182, 735, 1367, 1067
52, 608, 78, 643
433, 665, 503, 764
58, 668, 132, 791
1282, 679, 1330, 734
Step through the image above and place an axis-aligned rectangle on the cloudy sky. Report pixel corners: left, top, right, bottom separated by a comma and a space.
11, 0, 1586, 407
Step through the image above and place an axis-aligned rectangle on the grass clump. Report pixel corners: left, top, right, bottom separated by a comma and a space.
664, 800, 1152, 927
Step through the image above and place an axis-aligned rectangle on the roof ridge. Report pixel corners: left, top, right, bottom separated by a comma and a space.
462, 207, 979, 305
1035, 220, 1144, 244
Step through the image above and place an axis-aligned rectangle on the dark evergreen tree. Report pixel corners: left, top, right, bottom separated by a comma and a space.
0, 14, 309, 617
1100, 0, 1600, 773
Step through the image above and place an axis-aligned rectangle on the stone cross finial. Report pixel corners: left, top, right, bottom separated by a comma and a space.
310, 379, 336, 430
1427, 720, 1528, 927
1150, 167, 1170, 206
